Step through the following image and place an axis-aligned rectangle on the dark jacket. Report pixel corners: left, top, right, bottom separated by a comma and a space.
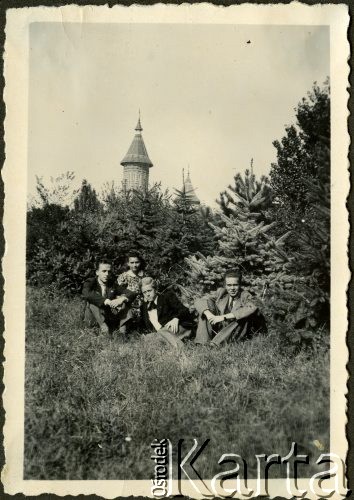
140, 290, 194, 331
82, 277, 136, 308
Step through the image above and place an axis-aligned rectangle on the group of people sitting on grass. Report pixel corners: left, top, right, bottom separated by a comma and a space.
82, 252, 266, 349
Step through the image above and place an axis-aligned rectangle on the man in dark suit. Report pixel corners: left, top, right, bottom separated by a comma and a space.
140, 277, 194, 349
194, 269, 266, 346
82, 258, 136, 334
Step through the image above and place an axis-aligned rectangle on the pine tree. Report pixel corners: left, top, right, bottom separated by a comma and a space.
217, 167, 273, 222
270, 80, 330, 232
187, 169, 277, 294
185, 201, 282, 296
73, 179, 101, 213
267, 81, 330, 328
174, 186, 198, 222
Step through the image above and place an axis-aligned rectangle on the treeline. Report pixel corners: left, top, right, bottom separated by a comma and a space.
27, 81, 330, 348
27, 179, 217, 293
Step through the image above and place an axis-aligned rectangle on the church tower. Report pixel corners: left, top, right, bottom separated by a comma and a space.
181, 168, 200, 204
121, 115, 153, 191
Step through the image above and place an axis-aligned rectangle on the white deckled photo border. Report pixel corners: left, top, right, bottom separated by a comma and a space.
2, 3, 350, 498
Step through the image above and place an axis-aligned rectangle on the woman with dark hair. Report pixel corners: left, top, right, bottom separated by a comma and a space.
117, 252, 147, 320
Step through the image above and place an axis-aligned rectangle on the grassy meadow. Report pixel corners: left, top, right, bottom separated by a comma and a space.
24, 287, 330, 480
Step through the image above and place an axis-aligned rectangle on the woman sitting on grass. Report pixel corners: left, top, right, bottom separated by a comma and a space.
117, 251, 147, 321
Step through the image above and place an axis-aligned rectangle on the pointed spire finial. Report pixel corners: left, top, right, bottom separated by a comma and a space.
121, 112, 153, 168
179, 168, 200, 204
135, 110, 142, 132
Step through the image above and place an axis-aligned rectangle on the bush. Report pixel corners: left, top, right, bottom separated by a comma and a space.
27, 182, 217, 294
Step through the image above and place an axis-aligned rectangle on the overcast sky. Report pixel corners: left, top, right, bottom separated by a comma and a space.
28, 22, 329, 205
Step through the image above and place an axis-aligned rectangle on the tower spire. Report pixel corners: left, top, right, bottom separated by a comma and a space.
121, 114, 153, 192
179, 167, 200, 205
135, 110, 142, 132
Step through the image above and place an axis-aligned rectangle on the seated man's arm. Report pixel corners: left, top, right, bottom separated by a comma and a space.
195, 290, 224, 324
116, 285, 137, 302
110, 286, 137, 308
82, 279, 105, 308
163, 292, 191, 333
231, 291, 258, 320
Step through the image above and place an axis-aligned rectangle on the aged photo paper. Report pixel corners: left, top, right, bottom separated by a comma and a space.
2, 3, 350, 498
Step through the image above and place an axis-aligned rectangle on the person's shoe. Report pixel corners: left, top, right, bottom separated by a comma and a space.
100, 322, 109, 334
118, 325, 127, 335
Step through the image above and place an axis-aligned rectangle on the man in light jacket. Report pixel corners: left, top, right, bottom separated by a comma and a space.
194, 269, 266, 346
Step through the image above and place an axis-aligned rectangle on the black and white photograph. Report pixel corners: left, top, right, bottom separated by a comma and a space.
2, 4, 349, 498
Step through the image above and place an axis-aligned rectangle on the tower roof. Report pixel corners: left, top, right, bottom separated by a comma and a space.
121, 116, 153, 167
182, 170, 200, 204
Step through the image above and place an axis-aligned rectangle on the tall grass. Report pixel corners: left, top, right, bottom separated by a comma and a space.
24, 287, 329, 480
